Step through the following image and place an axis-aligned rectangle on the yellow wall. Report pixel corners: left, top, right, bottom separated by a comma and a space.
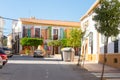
81, 53, 120, 68
99, 54, 120, 68
65, 28, 71, 38
83, 54, 98, 62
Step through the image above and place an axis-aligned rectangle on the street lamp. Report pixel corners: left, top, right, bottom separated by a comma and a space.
0, 17, 5, 47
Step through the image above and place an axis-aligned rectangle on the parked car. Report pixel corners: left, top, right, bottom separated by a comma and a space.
2, 47, 13, 58
0, 49, 8, 65
0, 56, 3, 69
33, 50, 44, 58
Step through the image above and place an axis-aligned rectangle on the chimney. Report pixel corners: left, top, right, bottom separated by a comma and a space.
30, 16, 35, 19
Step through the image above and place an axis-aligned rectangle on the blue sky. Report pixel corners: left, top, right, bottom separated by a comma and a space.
0, 0, 96, 35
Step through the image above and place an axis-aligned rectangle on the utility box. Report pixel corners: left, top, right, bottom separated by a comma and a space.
61, 47, 75, 62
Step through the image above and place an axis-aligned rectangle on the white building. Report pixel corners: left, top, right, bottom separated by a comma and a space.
80, 0, 120, 68
0, 17, 5, 47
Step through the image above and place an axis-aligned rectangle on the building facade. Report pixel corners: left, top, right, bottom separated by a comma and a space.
11, 17, 80, 55
80, 0, 120, 68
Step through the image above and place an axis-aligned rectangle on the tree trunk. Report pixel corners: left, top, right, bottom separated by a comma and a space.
77, 48, 81, 66
53, 46, 54, 55
100, 37, 108, 80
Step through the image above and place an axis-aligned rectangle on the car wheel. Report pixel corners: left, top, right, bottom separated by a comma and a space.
10, 55, 13, 58
3, 61, 7, 66
33, 56, 36, 58
3, 62, 6, 66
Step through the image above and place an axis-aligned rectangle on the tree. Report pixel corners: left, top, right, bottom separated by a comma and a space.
3, 38, 7, 46
60, 38, 71, 47
20, 37, 43, 46
48, 40, 61, 55
93, 0, 120, 80
48, 40, 61, 47
60, 28, 83, 48
20, 37, 43, 54
69, 28, 83, 48
60, 28, 83, 63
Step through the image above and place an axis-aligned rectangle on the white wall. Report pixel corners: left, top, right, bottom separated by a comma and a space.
118, 34, 120, 53
108, 38, 114, 53
81, 12, 120, 54
99, 34, 104, 54
99, 24, 120, 54
81, 13, 98, 54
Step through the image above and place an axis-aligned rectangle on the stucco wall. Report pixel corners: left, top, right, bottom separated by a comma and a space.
118, 34, 120, 52
81, 13, 98, 55
99, 54, 120, 68
100, 35, 120, 54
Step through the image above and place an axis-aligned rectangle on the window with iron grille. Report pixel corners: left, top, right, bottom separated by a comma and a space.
114, 40, 118, 53
89, 32, 93, 54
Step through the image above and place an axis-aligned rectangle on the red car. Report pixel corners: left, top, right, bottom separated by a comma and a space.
0, 49, 8, 65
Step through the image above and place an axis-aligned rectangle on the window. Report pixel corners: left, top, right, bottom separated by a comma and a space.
89, 32, 93, 53
114, 58, 118, 63
23, 26, 26, 37
104, 45, 107, 53
53, 29, 58, 35
114, 40, 118, 53
22, 26, 32, 37
111, 36, 118, 53
35, 28, 40, 38
53, 29, 58, 40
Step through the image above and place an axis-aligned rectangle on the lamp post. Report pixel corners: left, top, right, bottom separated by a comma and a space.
0, 17, 4, 47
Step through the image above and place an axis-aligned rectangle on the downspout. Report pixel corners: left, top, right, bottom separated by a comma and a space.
97, 32, 100, 63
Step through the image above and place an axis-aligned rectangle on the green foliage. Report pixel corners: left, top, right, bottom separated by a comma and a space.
48, 28, 83, 48
60, 28, 83, 47
60, 38, 71, 47
63, 31, 67, 39
3, 38, 7, 46
48, 40, 61, 46
69, 28, 83, 47
93, 0, 120, 37
93, 1, 120, 79
20, 37, 43, 46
